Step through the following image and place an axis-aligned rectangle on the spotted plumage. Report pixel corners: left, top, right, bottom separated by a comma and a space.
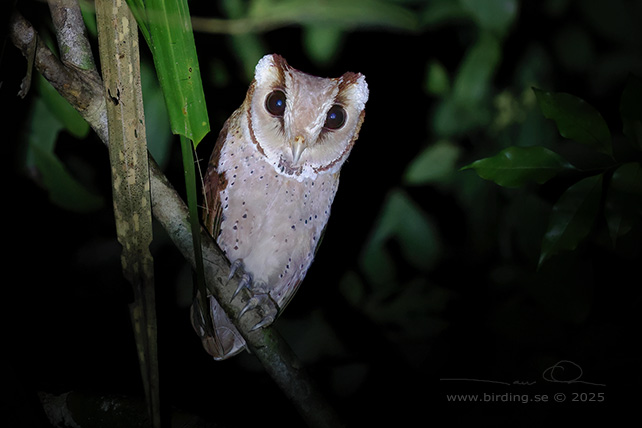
191, 54, 368, 359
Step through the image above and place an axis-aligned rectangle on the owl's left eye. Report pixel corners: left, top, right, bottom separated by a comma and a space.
324, 105, 346, 130
265, 90, 286, 116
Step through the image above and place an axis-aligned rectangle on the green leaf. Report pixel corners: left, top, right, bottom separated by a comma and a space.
453, 31, 501, 104
539, 174, 603, 267
421, 0, 467, 27
26, 98, 103, 212
460, 0, 518, 36
31, 144, 103, 212
303, 24, 344, 66
533, 88, 612, 155
127, 0, 210, 145
222, 0, 267, 82
37, 74, 89, 139
433, 31, 500, 136
404, 140, 460, 185
605, 162, 642, 245
140, 60, 172, 169
433, 97, 488, 137
360, 190, 440, 287
79, 0, 98, 37
461, 146, 575, 188
619, 74, 642, 150
424, 60, 450, 96
247, 0, 419, 32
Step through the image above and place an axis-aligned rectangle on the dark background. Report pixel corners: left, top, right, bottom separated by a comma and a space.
2, 0, 640, 426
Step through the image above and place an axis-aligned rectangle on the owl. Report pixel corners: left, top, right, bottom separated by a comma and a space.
191, 54, 368, 360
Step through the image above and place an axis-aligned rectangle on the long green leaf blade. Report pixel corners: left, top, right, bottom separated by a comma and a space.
128, 0, 210, 145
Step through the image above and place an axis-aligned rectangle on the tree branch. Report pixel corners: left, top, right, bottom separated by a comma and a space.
10, 4, 342, 427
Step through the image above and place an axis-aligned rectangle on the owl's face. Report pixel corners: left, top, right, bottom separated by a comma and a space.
245, 54, 368, 180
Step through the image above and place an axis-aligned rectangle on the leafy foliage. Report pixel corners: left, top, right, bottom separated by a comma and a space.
463, 78, 642, 266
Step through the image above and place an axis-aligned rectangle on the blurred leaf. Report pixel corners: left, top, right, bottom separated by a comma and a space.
247, 0, 419, 32
223, 0, 267, 81
26, 98, 103, 212
339, 270, 366, 307
424, 60, 450, 96
460, 0, 518, 36
533, 88, 612, 155
433, 97, 489, 137
514, 44, 553, 89
461, 146, 575, 188
360, 190, 440, 287
605, 162, 642, 246
360, 234, 397, 292
619, 74, 642, 150
27, 98, 62, 161
79, 0, 97, 37
31, 145, 103, 212
431, 26, 501, 137
539, 174, 602, 267
453, 31, 501, 104
303, 25, 344, 66
37, 75, 89, 139
404, 140, 460, 185
421, 0, 467, 27
515, 99, 559, 149
140, 61, 172, 169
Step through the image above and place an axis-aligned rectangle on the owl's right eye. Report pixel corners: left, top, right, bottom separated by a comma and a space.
265, 90, 286, 116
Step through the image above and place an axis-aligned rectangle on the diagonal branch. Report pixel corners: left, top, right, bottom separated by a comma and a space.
10, 5, 342, 427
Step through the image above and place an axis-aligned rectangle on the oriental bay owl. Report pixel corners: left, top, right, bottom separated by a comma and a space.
191, 54, 368, 360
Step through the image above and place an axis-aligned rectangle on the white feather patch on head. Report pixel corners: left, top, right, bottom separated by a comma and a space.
254, 54, 283, 86
350, 74, 369, 112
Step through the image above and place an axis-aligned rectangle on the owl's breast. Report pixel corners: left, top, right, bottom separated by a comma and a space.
215, 133, 339, 307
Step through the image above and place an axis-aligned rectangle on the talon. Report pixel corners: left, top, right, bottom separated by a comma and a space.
238, 296, 258, 319
232, 273, 252, 301
251, 315, 275, 331
228, 259, 243, 282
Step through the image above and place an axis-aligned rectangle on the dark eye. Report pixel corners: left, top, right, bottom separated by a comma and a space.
265, 90, 286, 116
324, 105, 346, 130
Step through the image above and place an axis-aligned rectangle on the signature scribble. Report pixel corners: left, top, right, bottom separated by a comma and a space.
542, 360, 605, 386
440, 359, 605, 387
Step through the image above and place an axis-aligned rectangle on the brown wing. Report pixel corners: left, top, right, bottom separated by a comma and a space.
196, 112, 249, 360
202, 116, 231, 237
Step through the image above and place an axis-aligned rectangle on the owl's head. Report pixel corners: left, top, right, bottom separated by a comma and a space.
245, 54, 368, 179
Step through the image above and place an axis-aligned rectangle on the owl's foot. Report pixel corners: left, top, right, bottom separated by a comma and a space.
228, 260, 278, 330
239, 293, 276, 330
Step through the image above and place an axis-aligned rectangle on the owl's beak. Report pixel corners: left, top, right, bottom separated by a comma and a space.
291, 135, 306, 164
